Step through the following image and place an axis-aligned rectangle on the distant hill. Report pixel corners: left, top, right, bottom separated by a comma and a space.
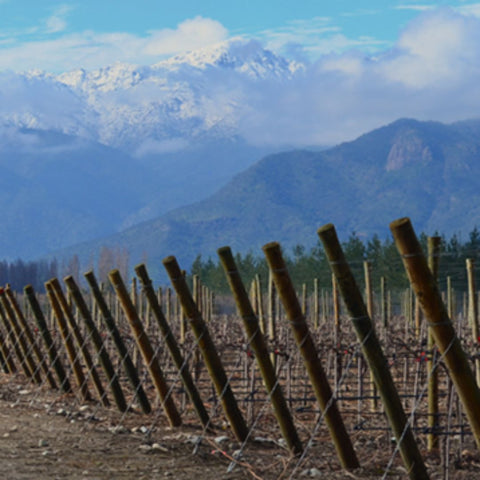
56, 118, 480, 281
0, 39, 302, 259
0, 127, 273, 259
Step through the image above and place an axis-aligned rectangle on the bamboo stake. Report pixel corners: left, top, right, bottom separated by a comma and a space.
163, 255, 249, 442
109, 269, 181, 426
390, 217, 480, 452
84, 271, 151, 414
262, 242, 360, 471
135, 263, 211, 430
64, 276, 128, 412
24, 285, 71, 392
218, 246, 303, 455
318, 224, 428, 480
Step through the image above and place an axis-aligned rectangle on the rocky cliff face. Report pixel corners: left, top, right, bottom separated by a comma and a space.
386, 129, 433, 171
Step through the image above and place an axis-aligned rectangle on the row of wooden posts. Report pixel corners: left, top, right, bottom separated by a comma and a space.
0, 218, 479, 479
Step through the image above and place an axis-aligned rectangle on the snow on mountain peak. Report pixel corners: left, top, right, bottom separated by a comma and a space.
58, 63, 152, 93
1, 39, 304, 153
155, 38, 302, 79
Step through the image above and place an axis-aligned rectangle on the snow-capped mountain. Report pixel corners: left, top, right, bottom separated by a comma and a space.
43, 39, 303, 152
0, 39, 295, 259
156, 38, 303, 77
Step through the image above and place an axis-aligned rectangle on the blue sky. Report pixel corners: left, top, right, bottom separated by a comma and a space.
1, 1, 480, 71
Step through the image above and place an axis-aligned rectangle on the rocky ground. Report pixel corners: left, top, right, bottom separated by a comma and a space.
0, 377, 480, 480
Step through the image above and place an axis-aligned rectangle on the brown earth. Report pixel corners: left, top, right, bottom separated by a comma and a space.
0, 377, 479, 480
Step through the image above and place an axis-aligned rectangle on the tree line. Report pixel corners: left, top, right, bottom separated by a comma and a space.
2, 228, 480, 294
190, 228, 480, 295
0, 246, 130, 292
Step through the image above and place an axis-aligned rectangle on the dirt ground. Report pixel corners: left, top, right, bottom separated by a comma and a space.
1, 376, 480, 480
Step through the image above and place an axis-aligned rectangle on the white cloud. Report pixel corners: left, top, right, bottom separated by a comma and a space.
257, 16, 389, 60
0, 71, 94, 136
394, 5, 434, 12
457, 3, 480, 16
4, 7, 480, 150
0, 16, 228, 73
45, 5, 73, 34
379, 8, 480, 88
144, 17, 227, 56
340, 9, 381, 17
236, 8, 480, 146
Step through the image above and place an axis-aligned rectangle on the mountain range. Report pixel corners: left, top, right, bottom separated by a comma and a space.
0, 39, 297, 258
2, 39, 480, 280
53, 117, 480, 282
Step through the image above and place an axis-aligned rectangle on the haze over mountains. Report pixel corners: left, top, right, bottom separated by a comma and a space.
0, 39, 295, 258
54, 117, 480, 281
2, 38, 480, 275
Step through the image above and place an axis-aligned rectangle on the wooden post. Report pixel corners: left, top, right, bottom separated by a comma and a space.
332, 274, 342, 390
135, 264, 211, 430
218, 246, 303, 455
47, 278, 109, 407
301, 283, 307, 317
24, 285, 71, 392
109, 269, 181, 427
381, 276, 388, 331
447, 277, 454, 319
84, 271, 151, 414
0, 312, 15, 374
179, 289, 187, 345
466, 259, 480, 385
427, 236, 441, 452
65, 276, 128, 412
255, 274, 266, 333
4, 287, 57, 389
268, 270, 277, 367
318, 224, 428, 480
0, 296, 19, 375
390, 217, 480, 452
0, 288, 41, 384
193, 275, 200, 311
364, 261, 378, 412
131, 277, 137, 309
313, 278, 320, 329
163, 255, 249, 442
414, 297, 422, 338
45, 281, 92, 402
262, 242, 360, 471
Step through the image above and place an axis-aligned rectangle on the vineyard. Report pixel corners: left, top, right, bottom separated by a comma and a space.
0, 218, 480, 479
